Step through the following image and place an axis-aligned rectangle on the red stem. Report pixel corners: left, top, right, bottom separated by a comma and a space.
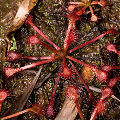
49, 66, 62, 105
1, 108, 31, 120
102, 65, 120, 72
69, 30, 116, 53
90, 107, 98, 120
32, 38, 59, 55
90, 99, 105, 120
67, 56, 96, 69
69, 60, 93, 100
21, 57, 60, 71
64, 23, 73, 52
75, 100, 84, 120
110, 66, 120, 70
108, 77, 120, 87
27, 21, 60, 51
89, 6, 94, 15
5, 56, 61, 78
23, 56, 52, 60
0, 102, 2, 112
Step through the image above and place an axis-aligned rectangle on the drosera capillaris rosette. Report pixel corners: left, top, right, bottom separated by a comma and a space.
3, 3, 118, 119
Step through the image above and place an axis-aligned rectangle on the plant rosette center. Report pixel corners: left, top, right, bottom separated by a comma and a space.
57, 49, 67, 59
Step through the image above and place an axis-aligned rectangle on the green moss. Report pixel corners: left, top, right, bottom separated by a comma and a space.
10, 35, 17, 50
